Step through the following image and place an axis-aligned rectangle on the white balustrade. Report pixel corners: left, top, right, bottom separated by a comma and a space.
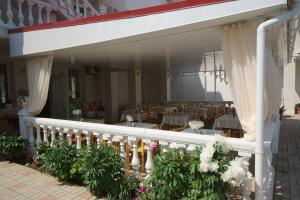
35, 125, 42, 145
17, 0, 24, 27
27, 1, 34, 25
22, 116, 259, 199
37, 4, 44, 24
6, 0, 15, 27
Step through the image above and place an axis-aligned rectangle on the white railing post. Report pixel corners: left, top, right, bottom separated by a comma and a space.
35, 125, 42, 145
57, 127, 63, 139
37, 4, 44, 24
27, 1, 34, 26
83, 130, 91, 147
145, 141, 153, 174
17, 0, 24, 27
74, 129, 81, 149
95, 132, 102, 148
131, 139, 140, 177
66, 128, 72, 145
41, 125, 49, 145
75, 0, 80, 17
119, 137, 126, 158
18, 108, 30, 139
49, 126, 56, 147
27, 123, 35, 151
6, 0, 15, 27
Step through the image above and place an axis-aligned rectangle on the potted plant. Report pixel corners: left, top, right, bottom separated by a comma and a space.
279, 105, 286, 120
16, 89, 28, 107
295, 103, 300, 115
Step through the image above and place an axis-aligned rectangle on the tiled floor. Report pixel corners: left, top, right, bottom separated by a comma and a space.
273, 115, 300, 200
0, 161, 98, 200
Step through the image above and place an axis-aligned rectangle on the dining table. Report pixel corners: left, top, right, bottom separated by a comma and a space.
212, 114, 242, 130
161, 112, 189, 126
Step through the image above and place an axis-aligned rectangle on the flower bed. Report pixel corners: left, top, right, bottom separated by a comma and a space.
33, 136, 251, 199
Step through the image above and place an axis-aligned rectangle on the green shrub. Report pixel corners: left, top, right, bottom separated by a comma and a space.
107, 175, 140, 200
74, 144, 124, 197
37, 140, 78, 181
138, 149, 190, 200
34, 142, 51, 167
0, 133, 28, 162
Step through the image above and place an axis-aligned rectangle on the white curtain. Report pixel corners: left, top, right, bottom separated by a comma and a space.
25, 56, 53, 115
218, 20, 283, 141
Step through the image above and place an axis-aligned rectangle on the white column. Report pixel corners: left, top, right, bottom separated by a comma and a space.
74, 129, 81, 149
95, 132, 102, 148
18, 108, 30, 139
37, 4, 44, 24
145, 142, 153, 174
66, 129, 72, 145
134, 45, 142, 107
17, 0, 24, 27
131, 139, 140, 177
41, 125, 49, 145
35, 125, 42, 145
49, 126, 56, 147
6, 0, 15, 27
28, 123, 35, 151
166, 47, 171, 102
27, 1, 34, 26
119, 138, 126, 158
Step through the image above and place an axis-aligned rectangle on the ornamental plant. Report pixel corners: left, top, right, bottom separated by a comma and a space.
37, 140, 78, 181
0, 133, 28, 162
138, 135, 252, 200
73, 144, 125, 197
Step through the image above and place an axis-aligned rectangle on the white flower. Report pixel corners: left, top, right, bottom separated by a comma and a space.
199, 162, 210, 173
221, 157, 251, 187
214, 134, 230, 154
188, 120, 204, 130
200, 145, 215, 163
126, 115, 134, 122
72, 109, 82, 116
211, 162, 219, 172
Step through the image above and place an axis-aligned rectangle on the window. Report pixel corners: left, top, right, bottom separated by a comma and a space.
0, 64, 8, 105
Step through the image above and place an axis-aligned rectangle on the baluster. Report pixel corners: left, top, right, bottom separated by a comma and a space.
83, 130, 91, 147
131, 139, 140, 177
41, 125, 49, 145
66, 128, 72, 145
75, 0, 80, 17
0, 7, 4, 25
74, 129, 81, 149
27, 1, 34, 26
49, 126, 56, 147
145, 142, 153, 174
119, 137, 126, 158
57, 127, 63, 139
35, 125, 42, 145
27, 123, 35, 150
45, 7, 51, 23
6, 0, 15, 27
83, 4, 88, 17
17, 0, 24, 27
37, 4, 44, 24
162, 141, 169, 153
95, 132, 102, 148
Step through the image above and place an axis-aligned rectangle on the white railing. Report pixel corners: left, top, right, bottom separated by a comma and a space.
0, 0, 57, 29
57, 0, 100, 18
20, 115, 280, 199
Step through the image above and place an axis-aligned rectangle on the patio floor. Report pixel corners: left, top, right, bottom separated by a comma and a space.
0, 161, 98, 200
273, 115, 300, 200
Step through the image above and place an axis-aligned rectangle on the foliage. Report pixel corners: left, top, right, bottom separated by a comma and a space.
34, 142, 51, 167
73, 144, 124, 197
16, 89, 28, 104
107, 175, 140, 200
138, 149, 190, 200
0, 133, 28, 162
138, 136, 250, 200
37, 140, 78, 181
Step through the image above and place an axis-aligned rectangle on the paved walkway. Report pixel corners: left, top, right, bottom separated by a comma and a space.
274, 116, 300, 200
0, 161, 96, 200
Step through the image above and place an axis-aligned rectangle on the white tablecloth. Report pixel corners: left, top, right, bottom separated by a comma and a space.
162, 113, 189, 126
120, 110, 141, 122
213, 114, 242, 130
